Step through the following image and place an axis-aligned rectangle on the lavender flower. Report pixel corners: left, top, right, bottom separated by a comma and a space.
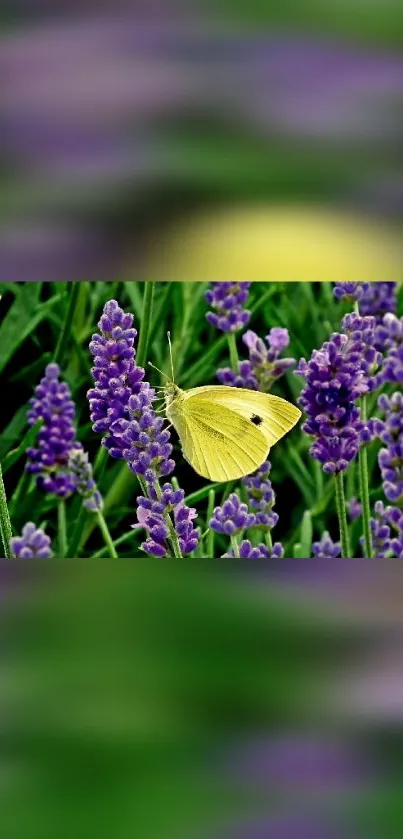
376, 393, 403, 503
223, 539, 283, 558
342, 313, 382, 392
136, 483, 198, 557
312, 532, 341, 559
88, 300, 175, 486
10, 523, 52, 559
87, 300, 146, 456
242, 460, 278, 530
210, 494, 256, 536
68, 449, 103, 512
364, 501, 403, 558
89, 300, 198, 557
347, 498, 362, 521
333, 282, 370, 302
296, 314, 379, 473
375, 314, 403, 384
387, 506, 403, 559
218, 328, 295, 390
205, 282, 251, 333
360, 282, 397, 322
26, 363, 81, 497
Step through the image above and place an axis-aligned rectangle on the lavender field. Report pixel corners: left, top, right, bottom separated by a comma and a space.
0, 280, 401, 559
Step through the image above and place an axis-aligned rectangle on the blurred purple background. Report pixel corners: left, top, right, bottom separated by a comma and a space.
1, 3, 403, 280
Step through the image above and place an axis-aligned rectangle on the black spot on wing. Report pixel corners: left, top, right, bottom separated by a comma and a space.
250, 414, 263, 426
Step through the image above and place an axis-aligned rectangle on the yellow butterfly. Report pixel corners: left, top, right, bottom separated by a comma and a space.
151, 338, 301, 483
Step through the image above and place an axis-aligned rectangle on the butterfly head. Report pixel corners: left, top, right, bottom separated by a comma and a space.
163, 379, 181, 413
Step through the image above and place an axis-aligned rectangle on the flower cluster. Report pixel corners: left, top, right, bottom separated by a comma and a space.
26, 363, 81, 497
88, 300, 146, 456
242, 460, 279, 530
205, 282, 251, 333
342, 313, 382, 393
375, 314, 403, 384
88, 300, 175, 487
210, 468, 283, 558
333, 283, 370, 302
218, 328, 295, 391
312, 532, 341, 559
210, 494, 255, 536
365, 501, 403, 558
375, 392, 403, 504
89, 300, 199, 557
223, 540, 283, 559
296, 314, 379, 473
360, 282, 397, 322
10, 523, 52, 558
68, 449, 103, 512
135, 483, 198, 557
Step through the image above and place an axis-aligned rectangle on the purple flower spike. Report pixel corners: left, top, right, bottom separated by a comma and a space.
333, 283, 369, 302
205, 282, 251, 333
360, 282, 397, 323
376, 314, 403, 384
364, 501, 403, 558
88, 299, 175, 487
242, 460, 279, 529
210, 493, 256, 536
87, 299, 145, 457
135, 483, 199, 557
10, 523, 52, 559
312, 532, 341, 559
376, 392, 403, 504
68, 449, 103, 512
26, 362, 81, 497
218, 328, 295, 391
296, 314, 380, 473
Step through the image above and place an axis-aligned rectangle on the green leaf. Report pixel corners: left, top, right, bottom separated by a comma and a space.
1, 419, 43, 475
0, 406, 29, 459
299, 510, 313, 559
0, 285, 63, 374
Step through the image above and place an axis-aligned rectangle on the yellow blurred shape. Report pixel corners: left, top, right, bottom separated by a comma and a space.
144, 205, 403, 282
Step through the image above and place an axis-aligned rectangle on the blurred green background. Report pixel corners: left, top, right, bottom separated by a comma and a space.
2, 563, 403, 839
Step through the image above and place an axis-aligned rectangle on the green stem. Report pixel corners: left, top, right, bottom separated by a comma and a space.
206, 489, 216, 558
181, 285, 278, 387
58, 500, 67, 558
67, 506, 88, 558
9, 469, 31, 519
96, 511, 118, 558
265, 530, 273, 552
136, 282, 155, 369
91, 529, 137, 559
334, 472, 351, 558
153, 481, 182, 559
94, 445, 109, 481
227, 332, 239, 372
230, 534, 240, 558
0, 461, 13, 558
53, 282, 81, 367
358, 395, 373, 558
353, 300, 373, 559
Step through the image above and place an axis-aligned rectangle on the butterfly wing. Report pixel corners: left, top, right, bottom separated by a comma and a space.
183, 386, 301, 448
170, 397, 270, 481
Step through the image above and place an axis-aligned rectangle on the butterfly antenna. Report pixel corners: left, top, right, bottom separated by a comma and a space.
148, 361, 170, 381
167, 331, 175, 383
